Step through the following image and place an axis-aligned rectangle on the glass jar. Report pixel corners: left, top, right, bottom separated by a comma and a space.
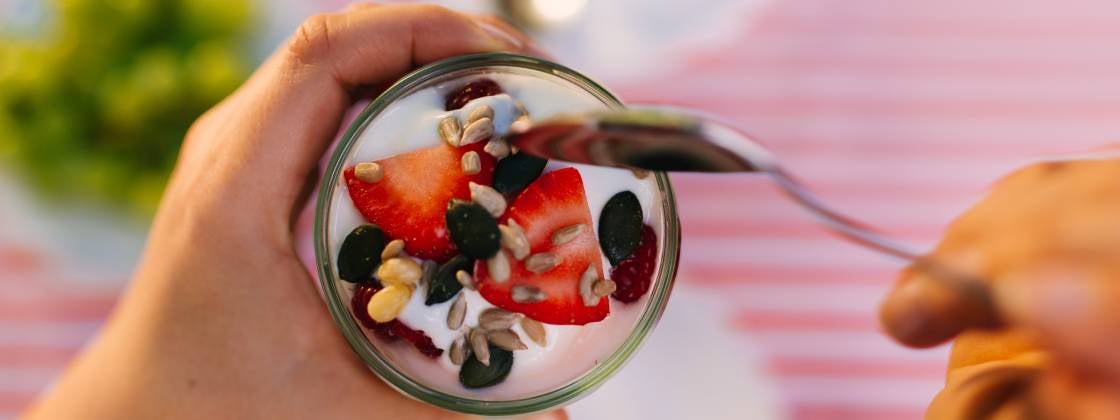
314, 52, 681, 416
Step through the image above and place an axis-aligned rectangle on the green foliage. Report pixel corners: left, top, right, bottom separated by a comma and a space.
0, 0, 255, 216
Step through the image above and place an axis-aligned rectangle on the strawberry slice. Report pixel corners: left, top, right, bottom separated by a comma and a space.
344, 142, 495, 262
474, 168, 609, 325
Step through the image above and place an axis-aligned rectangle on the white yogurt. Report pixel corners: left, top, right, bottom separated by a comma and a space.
329, 71, 665, 400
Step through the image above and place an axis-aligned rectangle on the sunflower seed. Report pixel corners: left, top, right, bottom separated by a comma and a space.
355, 162, 383, 183
488, 329, 528, 351
483, 139, 511, 159
447, 293, 467, 330
455, 269, 475, 290
499, 223, 530, 260
439, 116, 462, 147
551, 224, 585, 247
631, 168, 651, 179
487, 251, 510, 283
380, 239, 404, 260
420, 260, 437, 288
469, 182, 507, 218
468, 328, 490, 366
460, 117, 494, 146
579, 265, 599, 307
511, 285, 547, 303
525, 252, 560, 274
461, 151, 481, 175
592, 279, 617, 297
520, 317, 547, 346
478, 308, 521, 331
450, 335, 470, 365
467, 104, 494, 124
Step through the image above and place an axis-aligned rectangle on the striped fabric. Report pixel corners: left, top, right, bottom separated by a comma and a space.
4, 1, 1120, 419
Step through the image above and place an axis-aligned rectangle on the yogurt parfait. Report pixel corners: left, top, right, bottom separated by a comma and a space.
315, 53, 679, 415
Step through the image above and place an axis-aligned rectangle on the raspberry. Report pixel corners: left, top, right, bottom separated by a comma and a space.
444, 78, 503, 110
351, 284, 443, 358
609, 225, 657, 303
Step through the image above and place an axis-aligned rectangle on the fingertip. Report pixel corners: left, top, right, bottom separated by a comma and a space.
880, 271, 985, 348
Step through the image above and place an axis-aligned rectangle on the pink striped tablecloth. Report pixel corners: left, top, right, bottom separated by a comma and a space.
5, 1, 1120, 419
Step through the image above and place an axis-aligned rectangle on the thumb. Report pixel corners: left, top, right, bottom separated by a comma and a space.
879, 261, 1001, 348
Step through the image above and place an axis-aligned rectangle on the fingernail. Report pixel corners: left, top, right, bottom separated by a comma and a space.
995, 267, 1092, 327
475, 20, 523, 49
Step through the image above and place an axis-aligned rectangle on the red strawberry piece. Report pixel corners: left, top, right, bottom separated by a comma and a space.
351, 284, 443, 358
445, 78, 503, 110
475, 168, 609, 325
610, 225, 657, 303
344, 142, 496, 262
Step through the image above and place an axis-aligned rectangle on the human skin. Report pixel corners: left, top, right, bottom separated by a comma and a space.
22, 4, 561, 420
879, 158, 1120, 419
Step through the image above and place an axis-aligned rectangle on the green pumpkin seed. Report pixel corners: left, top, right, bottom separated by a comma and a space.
446, 200, 501, 260
598, 191, 644, 265
459, 345, 513, 388
337, 224, 386, 283
492, 153, 547, 195
426, 255, 473, 305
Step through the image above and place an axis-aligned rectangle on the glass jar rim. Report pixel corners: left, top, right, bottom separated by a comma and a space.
313, 52, 681, 416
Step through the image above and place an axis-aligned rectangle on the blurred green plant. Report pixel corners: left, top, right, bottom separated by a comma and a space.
0, 0, 255, 216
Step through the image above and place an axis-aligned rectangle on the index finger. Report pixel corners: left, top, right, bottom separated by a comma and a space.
190, 4, 525, 221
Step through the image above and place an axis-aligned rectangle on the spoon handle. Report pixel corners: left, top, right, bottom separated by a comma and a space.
765, 167, 996, 308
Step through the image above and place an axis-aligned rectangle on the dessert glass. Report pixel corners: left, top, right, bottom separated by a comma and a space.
313, 52, 680, 416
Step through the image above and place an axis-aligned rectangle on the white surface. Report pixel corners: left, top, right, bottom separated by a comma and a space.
567, 285, 784, 420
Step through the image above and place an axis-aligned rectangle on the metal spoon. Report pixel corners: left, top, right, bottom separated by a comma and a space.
508, 107, 995, 308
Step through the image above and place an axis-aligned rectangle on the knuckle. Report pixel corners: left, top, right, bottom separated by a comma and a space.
288, 13, 336, 63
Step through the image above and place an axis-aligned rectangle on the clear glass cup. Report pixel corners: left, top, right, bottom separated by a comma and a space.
313, 52, 681, 416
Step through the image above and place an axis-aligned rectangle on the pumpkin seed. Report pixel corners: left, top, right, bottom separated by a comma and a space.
492, 153, 547, 195
488, 329, 528, 351
425, 255, 471, 305
599, 191, 644, 265
520, 317, 547, 346
446, 201, 501, 260
337, 225, 386, 283
458, 345, 513, 388
419, 260, 437, 288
